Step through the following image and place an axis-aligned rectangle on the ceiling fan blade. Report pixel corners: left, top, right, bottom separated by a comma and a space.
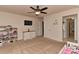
30, 7, 36, 11
40, 7, 48, 11
41, 12, 47, 14
37, 6, 39, 9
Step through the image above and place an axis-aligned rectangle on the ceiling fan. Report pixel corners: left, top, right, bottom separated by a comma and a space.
27, 6, 48, 15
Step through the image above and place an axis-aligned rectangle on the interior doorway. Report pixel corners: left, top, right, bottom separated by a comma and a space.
62, 14, 77, 42
42, 21, 44, 36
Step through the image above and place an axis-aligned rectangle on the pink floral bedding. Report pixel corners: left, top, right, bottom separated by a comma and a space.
63, 47, 79, 54
59, 42, 79, 54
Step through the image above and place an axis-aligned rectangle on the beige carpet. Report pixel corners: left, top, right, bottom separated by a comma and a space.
0, 37, 65, 54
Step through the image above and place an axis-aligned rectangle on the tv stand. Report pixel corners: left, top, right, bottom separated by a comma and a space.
22, 31, 36, 40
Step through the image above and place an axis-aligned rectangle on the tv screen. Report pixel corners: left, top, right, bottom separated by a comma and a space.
24, 20, 32, 25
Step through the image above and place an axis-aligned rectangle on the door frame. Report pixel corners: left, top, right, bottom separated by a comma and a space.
62, 14, 77, 42
42, 21, 44, 37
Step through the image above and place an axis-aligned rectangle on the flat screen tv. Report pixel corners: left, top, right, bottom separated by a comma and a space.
24, 20, 32, 26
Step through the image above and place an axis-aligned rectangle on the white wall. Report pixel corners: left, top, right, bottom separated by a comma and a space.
44, 8, 79, 42
0, 11, 42, 40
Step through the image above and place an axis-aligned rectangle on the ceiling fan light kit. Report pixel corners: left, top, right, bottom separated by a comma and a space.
28, 6, 48, 15
35, 11, 40, 14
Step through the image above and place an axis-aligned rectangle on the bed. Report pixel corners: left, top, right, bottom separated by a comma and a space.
59, 41, 79, 54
